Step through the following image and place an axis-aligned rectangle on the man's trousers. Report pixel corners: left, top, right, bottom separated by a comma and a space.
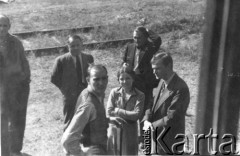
1, 82, 30, 155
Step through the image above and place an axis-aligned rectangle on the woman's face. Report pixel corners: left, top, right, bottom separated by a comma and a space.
119, 72, 134, 90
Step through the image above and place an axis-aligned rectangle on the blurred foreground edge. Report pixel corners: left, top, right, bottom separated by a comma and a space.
196, 0, 240, 155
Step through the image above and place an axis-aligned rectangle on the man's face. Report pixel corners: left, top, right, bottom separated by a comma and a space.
88, 68, 108, 96
0, 17, 10, 37
133, 31, 148, 48
68, 38, 83, 56
152, 61, 169, 80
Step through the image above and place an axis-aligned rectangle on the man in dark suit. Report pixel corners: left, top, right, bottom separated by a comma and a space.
1, 14, 31, 156
142, 52, 190, 155
123, 26, 161, 113
51, 35, 94, 131
122, 26, 161, 145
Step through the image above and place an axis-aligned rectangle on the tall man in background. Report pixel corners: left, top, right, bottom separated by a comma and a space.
0, 14, 31, 156
122, 26, 161, 145
51, 35, 94, 131
143, 52, 190, 154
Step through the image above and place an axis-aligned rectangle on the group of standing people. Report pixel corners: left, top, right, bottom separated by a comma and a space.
1, 13, 190, 156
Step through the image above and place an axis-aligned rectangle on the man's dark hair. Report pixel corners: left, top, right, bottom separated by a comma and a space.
0, 14, 11, 26
87, 64, 108, 78
134, 26, 149, 38
151, 52, 173, 70
67, 34, 83, 44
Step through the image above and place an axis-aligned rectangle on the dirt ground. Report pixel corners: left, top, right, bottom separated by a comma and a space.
1, 0, 239, 155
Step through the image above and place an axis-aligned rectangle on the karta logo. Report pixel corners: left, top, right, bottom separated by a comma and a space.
142, 127, 239, 155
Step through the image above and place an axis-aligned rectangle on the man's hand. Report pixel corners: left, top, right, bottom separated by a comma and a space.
147, 29, 159, 41
143, 120, 154, 131
113, 108, 119, 115
109, 117, 127, 128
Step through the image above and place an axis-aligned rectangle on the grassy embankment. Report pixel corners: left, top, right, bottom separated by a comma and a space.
4, 0, 239, 155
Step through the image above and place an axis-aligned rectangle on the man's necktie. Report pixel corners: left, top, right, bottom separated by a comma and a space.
76, 55, 82, 84
152, 82, 166, 112
134, 49, 140, 73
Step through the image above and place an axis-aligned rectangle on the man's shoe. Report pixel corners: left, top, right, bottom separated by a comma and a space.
11, 152, 31, 156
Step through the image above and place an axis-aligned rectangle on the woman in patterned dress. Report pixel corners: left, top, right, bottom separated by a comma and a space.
107, 63, 145, 155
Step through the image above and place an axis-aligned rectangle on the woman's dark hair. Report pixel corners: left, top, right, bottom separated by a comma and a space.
134, 26, 149, 38
117, 63, 135, 81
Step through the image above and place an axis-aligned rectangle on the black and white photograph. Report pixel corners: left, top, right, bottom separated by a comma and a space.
1, 0, 240, 155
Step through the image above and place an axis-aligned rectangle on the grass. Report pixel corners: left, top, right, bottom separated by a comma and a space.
2, 0, 205, 50
1, 0, 239, 155
24, 48, 124, 155
24, 40, 200, 155
24, 29, 204, 155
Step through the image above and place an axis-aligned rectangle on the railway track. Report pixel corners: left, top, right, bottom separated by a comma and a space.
11, 25, 133, 55
12, 25, 134, 56
15, 25, 165, 56
26, 38, 133, 56
13, 25, 102, 39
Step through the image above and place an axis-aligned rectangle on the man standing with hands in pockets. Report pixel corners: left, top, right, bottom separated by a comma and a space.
51, 35, 94, 131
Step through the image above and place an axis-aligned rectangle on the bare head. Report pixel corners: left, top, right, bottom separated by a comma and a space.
67, 35, 83, 56
133, 26, 149, 48
151, 52, 173, 80
87, 64, 108, 96
117, 63, 135, 91
0, 14, 11, 37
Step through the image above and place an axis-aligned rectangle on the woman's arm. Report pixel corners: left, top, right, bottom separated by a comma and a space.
115, 93, 145, 121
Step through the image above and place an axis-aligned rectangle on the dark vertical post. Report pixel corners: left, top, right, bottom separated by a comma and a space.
195, 0, 240, 155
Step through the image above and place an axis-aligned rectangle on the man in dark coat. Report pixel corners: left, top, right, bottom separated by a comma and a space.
51, 35, 94, 131
142, 52, 190, 155
122, 26, 161, 114
122, 26, 161, 144
0, 14, 31, 156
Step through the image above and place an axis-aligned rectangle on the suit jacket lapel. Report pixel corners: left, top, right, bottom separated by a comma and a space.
138, 49, 145, 65
138, 43, 149, 66
81, 53, 86, 71
153, 75, 178, 113
80, 53, 88, 84
128, 44, 137, 68
67, 53, 76, 68
152, 80, 164, 111
154, 88, 172, 113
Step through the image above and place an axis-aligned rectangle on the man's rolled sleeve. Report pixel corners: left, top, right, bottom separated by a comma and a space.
61, 103, 96, 155
106, 89, 116, 117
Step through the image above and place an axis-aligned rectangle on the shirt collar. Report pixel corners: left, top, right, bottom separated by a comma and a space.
71, 52, 82, 58
87, 86, 105, 104
116, 87, 137, 96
